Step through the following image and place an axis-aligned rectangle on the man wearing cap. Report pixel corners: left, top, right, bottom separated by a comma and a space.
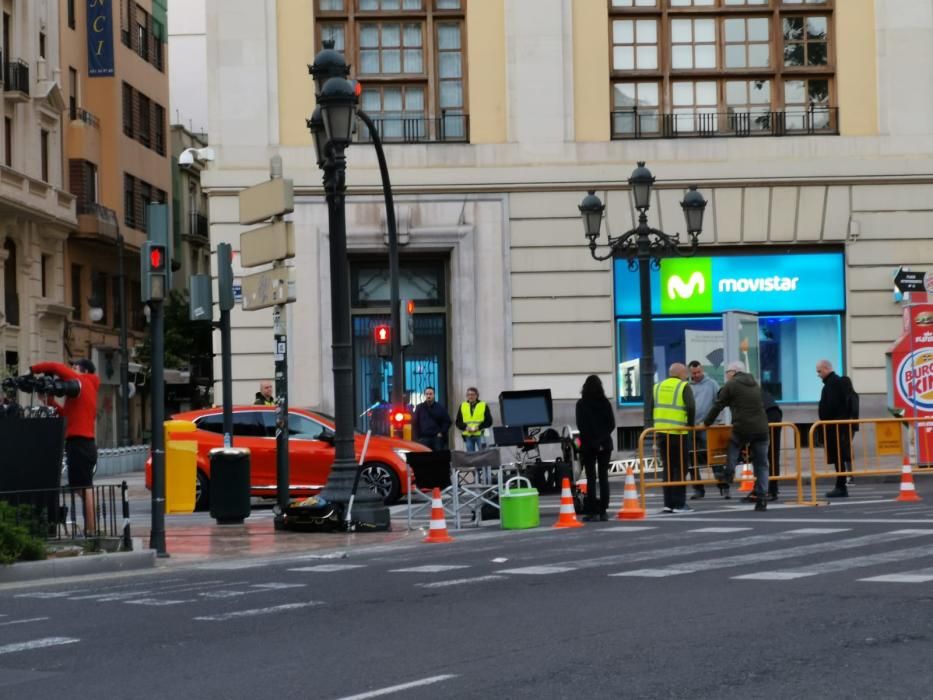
702, 360, 770, 512
30, 358, 101, 531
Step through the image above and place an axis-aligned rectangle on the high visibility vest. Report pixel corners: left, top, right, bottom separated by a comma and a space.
653, 378, 689, 434
460, 401, 487, 436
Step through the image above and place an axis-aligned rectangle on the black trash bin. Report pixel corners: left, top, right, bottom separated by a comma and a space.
208, 447, 251, 524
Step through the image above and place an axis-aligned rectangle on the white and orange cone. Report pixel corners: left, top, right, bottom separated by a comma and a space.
737, 463, 755, 493
896, 456, 922, 503
616, 466, 645, 521
553, 477, 583, 529
423, 487, 454, 543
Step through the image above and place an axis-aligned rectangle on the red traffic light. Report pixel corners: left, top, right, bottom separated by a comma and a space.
149, 245, 165, 270
390, 407, 410, 425
406, 299, 415, 314
374, 324, 391, 344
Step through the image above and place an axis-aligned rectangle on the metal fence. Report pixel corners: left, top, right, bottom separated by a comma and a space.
95, 445, 150, 476
0, 482, 131, 547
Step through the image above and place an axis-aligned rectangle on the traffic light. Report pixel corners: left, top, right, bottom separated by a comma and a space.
374, 324, 391, 358
141, 241, 167, 302
217, 242, 235, 311
390, 405, 411, 440
399, 299, 415, 347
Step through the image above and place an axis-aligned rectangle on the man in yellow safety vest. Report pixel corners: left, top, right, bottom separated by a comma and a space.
455, 387, 493, 452
653, 363, 695, 514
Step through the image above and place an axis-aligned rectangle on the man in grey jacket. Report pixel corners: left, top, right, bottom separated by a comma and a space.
688, 361, 720, 500
702, 361, 770, 512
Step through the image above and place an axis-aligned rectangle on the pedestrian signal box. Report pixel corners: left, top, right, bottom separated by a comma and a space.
400, 299, 415, 347
141, 242, 167, 302
374, 324, 391, 358
390, 406, 411, 440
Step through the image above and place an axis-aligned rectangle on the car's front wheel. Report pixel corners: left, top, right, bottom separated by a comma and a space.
359, 462, 400, 504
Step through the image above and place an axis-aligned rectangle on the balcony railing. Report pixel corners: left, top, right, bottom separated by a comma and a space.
354, 112, 469, 144
69, 106, 100, 128
3, 59, 30, 95
611, 107, 839, 140
77, 202, 119, 240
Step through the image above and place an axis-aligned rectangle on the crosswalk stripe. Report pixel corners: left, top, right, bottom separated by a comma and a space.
612, 529, 933, 578
288, 564, 366, 573
194, 601, 323, 621
416, 575, 508, 588
0, 617, 49, 626
859, 566, 933, 583
124, 598, 194, 606
497, 566, 577, 575
733, 543, 933, 580
390, 565, 470, 573
598, 526, 657, 533
0, 637, 80, 655
689, 527, 753, 533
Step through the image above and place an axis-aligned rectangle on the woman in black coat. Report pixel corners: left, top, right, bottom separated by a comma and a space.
575, 375, 616, 522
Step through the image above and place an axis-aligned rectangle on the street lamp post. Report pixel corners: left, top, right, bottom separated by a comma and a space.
579, 162, 707, 429
308, 45, 390, 530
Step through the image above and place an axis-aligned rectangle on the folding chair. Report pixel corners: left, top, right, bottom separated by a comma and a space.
405, 450, 455, 530
451, 448, 509, 528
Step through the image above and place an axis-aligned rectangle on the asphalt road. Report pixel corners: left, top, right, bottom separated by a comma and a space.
3, 480, 933, 699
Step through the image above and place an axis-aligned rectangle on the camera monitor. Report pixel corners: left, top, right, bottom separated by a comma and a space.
498, 389, 553, 431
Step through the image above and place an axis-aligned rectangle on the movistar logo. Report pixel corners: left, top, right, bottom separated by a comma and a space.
667, 271, 706, 300
661, 258, 713, 313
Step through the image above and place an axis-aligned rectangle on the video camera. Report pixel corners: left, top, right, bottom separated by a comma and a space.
2, 373, 80, 399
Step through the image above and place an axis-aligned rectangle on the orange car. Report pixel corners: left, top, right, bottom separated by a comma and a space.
145, 406, 429, 510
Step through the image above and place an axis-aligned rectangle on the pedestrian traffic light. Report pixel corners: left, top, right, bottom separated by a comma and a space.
399, 299, 415, 347
390, 405, 411, 439
374, 324, 391, 358
217, 242, 235, 311
141, 241, 167, 302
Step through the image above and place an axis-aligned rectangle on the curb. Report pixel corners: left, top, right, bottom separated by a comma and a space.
0, 549, 156, 584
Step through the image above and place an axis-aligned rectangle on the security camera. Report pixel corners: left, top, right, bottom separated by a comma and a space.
179, 147, 216, 167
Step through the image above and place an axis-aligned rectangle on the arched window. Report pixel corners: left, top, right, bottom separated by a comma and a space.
3, 239, 18, 326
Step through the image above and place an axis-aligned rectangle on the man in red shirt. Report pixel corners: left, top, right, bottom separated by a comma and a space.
30, 358, 101, 533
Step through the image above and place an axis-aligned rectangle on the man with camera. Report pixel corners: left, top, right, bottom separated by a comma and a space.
30, 358, 100, 533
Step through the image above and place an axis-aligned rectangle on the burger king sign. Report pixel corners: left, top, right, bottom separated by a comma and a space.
888, 303, 933, 463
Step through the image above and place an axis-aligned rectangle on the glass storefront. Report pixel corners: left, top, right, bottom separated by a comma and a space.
614, 249, 846, 406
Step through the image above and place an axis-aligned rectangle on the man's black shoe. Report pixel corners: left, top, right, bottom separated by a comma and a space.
741, 493, 758, 503
767, 493, 778, 502
825, 488, 848, 498
754, 500, 767, 512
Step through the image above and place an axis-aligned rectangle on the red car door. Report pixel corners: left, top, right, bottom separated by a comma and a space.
284, 412, 335, 492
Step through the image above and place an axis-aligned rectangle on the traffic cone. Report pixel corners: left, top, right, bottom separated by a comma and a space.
616, 466, 645, 521
896, 456, 922, 503
737, 463, 754, 493
553, 477, 583, 529
423, 488, 454, 543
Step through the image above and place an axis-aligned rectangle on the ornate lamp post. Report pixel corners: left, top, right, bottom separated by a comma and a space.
579, 162, 707, 429
308, 46, 390, 530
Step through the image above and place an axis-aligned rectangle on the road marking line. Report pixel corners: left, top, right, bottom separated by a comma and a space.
859, 571, 933, 583
612, 529, 933, 578
733, 543, 933, 580
14, 592, 75, 599
194, 601, 323, 621
416, 575, 507, 588
0, 617, 50, 626
689, 527, 753, 533
0, 637, 80, 655
251, 583, 307, 589
598, 526, 658, 533
497, 566, 577, 575
288, 564, 366, 573
389, 565, 470, 573
334, 674, 457, 700
69, 591, 153, 601
124, 598, 195, 606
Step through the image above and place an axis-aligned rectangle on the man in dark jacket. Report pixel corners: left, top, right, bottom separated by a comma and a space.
761, 388, 783, 501
412, 386, 452, 451
817, 359, 855, 497
702, 361, 770, 511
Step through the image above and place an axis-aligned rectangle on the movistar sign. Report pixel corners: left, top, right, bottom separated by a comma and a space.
615, 252, 845, 316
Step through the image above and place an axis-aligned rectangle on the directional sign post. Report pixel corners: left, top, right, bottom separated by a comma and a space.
238, 158, 296, 529
895, 267, 926, 294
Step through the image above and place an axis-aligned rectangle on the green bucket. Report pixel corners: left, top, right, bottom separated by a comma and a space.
500, 476, 539, 530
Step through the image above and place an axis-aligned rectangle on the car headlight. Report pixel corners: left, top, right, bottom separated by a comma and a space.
392, 448, 410, 461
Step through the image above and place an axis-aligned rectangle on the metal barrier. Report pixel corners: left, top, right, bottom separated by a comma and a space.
806, 416, 932, 504
0, 482, 131, 547
96, 445, 150, 476
636, 423, 804, 508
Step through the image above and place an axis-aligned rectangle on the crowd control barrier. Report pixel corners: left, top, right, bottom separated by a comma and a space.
635, 423, 804, 508
806, 416, 933, 504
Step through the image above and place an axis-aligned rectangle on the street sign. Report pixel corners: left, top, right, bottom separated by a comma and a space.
240, 268, 295, 311
895, 267, 926, 293
238, 178, 294, 225
240, 220, 295, 267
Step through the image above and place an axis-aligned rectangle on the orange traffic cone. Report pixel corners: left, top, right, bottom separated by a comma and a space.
737, 463, 754, 493
896, 456, 922, 503
616, 466, 645, 520
423, 488, 454, 543
553, 477, 583, 529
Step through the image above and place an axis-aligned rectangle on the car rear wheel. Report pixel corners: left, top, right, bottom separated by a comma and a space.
359, 462, 400, 504
195, 470, 210, 511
